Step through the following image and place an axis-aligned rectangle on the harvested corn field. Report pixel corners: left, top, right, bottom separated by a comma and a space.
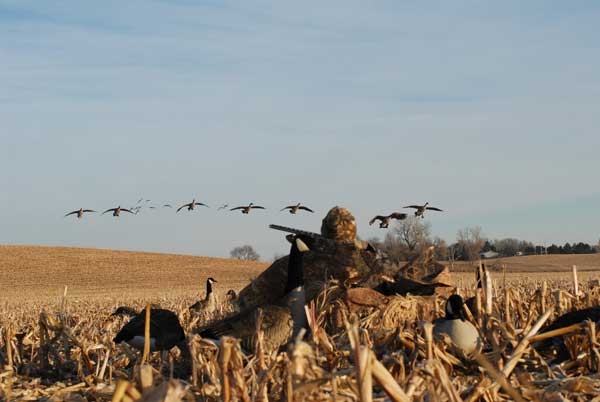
1, 246, 600, 401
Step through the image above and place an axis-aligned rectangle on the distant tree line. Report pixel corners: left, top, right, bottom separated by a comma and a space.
367, 218, 599, 262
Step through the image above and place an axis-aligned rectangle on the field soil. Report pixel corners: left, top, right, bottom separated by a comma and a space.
2, 245, 600, 304
0, 245, 268, 304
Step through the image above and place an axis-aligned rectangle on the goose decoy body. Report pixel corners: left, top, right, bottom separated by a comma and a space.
226, 289, 238, 302
177, 199, 209, 212
230, 203, 266, 214
113, 308, 185, 352
403, 202, 443, 218
102, 206, 135, 217
111, 306, 140, 317
65, 208, 96, 219
280, 203, 314, 214
189, 277, 218, 314
199, 235, 309, 353
368, 212, 408, 228
433, 295, 482, 355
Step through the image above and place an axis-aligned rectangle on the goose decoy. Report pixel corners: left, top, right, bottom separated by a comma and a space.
217, 204, 229, 211
368, 212, 408, 228
403, 202, 443, 218
102, 206, 135, 217
433, 294, 482, 355
189, 277, 218, 314
226, 289, 238, 302
113, 308, 186, 352
199, 234, 309, 352
64, 208, 96, 219
230, 203, 266, 214
280, 203, 314, 214
177, 199, 209, 213
111, 306, 140, 317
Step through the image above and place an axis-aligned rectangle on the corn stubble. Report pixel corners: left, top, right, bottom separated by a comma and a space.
2, 275, 600, 401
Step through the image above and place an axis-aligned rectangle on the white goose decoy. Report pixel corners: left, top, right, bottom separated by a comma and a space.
433, 294, 482, 356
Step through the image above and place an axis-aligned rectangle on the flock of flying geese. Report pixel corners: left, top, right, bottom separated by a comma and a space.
65, 198, 444, 229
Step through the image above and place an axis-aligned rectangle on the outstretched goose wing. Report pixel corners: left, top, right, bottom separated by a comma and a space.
426, 207, 443, 212
298, 206, 314, 212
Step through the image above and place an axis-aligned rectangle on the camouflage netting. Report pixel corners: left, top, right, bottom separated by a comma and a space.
237, 206, 385, 309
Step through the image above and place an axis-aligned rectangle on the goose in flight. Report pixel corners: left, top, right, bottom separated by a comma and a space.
217, 204, 229, 211
64, 208, 96, 219
177, 199, 209, 212
102, 206, 135, 217
369, 212, 407, 228
403, 202, 443, 218
163, 204, 173, 208
280, 203, 314, 214
230, 203, 266, 214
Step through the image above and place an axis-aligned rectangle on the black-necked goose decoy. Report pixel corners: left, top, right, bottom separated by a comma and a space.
403, 202, 443, 218
280, 203, 314, 214
230, 203, 266, 214
65, 208, 96, 219
113, 308, 186, 352
368, 212, 408, 228
199, 234, 309, 352
177, 199, 209, 213
189, 277, 217, 314
433, 294, 482, 355
102, 206, 135, 217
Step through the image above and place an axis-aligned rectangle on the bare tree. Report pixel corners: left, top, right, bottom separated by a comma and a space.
230, 245, 260, 261
432, 236, 449, 260
393, 216, 431, 254
456, 226, 485, 261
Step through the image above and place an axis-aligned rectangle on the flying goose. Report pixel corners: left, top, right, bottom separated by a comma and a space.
102, 206, 135, 217
198, 234, 309, 352
368, 212, 408, 228
64, 208, 96, 219
433, 294, 482, 355
163, 204, 173, 208
280, 203, 314, 214
217, 204, 229, 211
230, 203, 266, 214
189, 277, 218, 314
113, 308, 186, 352
177, 199, 209, 213
403, 202, 443, 218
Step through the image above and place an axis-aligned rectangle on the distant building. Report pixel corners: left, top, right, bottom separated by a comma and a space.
480, 251, 499, 259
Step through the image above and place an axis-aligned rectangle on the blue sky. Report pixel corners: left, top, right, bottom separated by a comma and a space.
1, 1, 599, 259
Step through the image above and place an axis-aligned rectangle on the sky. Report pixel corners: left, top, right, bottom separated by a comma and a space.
1, 1, 599, 260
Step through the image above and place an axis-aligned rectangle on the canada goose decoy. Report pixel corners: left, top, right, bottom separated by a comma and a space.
280, 203, 314, 214
199, 234, 309, 352
102, 206, 135, 217
433, 295, 482, 356
111, 306, 140, 317
226, 289, 238, 302
113, 308, 186, 352
403, 202, 443, 218
177, 199, 209, 213
230, 203, 266, 214
189, 277, 218, 314
64, 208, 96, 219
217, 204, 229, 211
368, 212, 408, 228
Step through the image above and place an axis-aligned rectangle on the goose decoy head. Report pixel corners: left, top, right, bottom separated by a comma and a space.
226, 289, 237, 300
445, 294, 467, 321
207, 277, 217, 284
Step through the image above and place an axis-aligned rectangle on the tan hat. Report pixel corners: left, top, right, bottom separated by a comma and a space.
321, 206, 357, 243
